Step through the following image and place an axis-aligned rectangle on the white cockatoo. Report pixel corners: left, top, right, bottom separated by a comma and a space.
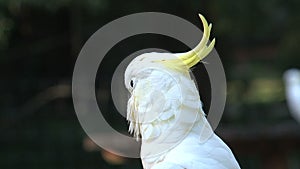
284, 69, 300, 123
124, 14, 240, 169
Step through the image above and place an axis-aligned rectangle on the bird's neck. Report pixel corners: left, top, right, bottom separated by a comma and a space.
140, 113, 213, 165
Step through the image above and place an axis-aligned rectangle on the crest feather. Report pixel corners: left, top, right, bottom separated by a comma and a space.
156, 14, 215, 72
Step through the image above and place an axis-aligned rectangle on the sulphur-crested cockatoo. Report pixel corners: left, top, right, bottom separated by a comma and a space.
284, 69, 300, 123
124, 14, 240, 169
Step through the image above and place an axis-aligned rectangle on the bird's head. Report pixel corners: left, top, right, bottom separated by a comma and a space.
124, 14, 215, 140
124, 14, 215, 93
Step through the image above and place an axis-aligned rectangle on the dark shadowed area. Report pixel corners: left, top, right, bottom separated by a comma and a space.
0, 0, 300, 168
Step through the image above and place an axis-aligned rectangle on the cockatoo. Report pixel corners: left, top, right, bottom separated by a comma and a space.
124, 14, 240, 169
284, 69, 300, 123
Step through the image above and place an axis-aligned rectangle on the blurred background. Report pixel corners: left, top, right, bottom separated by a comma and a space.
1, 0, 300, 168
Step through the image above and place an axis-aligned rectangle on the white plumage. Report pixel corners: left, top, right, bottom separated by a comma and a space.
124, 14, 240, 169
284, 69, 300, 123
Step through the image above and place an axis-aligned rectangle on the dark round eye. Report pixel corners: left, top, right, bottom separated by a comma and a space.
130, 80, 134, 88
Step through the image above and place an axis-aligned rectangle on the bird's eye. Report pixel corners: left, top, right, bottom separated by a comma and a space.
130, 80, 134, 88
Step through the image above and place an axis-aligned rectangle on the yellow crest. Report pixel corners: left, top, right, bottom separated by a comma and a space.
156, 14, 215, 72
